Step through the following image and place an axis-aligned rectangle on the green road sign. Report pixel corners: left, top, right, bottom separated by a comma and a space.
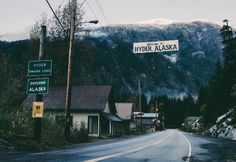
28, 60, 52, 76
27, 78, 49, 95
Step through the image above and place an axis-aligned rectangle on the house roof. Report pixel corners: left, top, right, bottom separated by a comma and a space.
115, 103, 133, 120
101, 112, 122, 122
23, 85, 112, 111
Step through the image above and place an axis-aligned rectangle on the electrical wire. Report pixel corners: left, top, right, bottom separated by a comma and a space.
85, 1, 99, 22
45, 0, 66, 32
82, 0, 132, 93
94, 0, 110, 25
80, 0, 113, 37
78, 0, 87, 10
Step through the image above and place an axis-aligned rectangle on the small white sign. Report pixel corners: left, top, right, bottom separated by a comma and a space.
133, 40, 179, 54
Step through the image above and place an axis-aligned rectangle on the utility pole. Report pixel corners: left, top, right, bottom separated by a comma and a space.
159, 105, 163, 130
34, 25, 46, 142
155, 100, 157, 130
138, 80, 142, 133
65, 0, 77, 141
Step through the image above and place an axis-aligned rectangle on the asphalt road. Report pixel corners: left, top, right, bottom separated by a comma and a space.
1, 129, 236, 162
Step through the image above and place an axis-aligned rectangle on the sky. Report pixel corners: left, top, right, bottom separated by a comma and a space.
0, 0, 236, 39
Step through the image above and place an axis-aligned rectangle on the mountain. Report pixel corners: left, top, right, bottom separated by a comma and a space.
80, 20, 223, 98
0, 20, 223, 99
0, 28, 30, 42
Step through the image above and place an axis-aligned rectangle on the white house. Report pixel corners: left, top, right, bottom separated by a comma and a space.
23, 85, 122, 137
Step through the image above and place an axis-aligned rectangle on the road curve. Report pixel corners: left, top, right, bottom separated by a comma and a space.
82, 129, 191, 162
1, 129, 194, 162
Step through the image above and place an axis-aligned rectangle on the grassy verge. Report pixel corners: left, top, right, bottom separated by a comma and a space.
0, 110, 89, 152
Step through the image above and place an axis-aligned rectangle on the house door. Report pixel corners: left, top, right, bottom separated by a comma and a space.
88, 116, 98, 134
100, 116, 109, 135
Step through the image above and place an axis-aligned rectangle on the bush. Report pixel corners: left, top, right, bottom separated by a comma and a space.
0, 109, 34, 138
70, 121, 89, 143
41, 119, 66, 149
0, 110, 90, 151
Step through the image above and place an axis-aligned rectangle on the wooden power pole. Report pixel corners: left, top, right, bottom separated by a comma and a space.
65, 0, 77, 141
138, 80, 142, 133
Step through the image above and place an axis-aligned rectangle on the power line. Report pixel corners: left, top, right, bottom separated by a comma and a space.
84, 0, 131, 91
86, 1, 99, 22
94, 0, 110, 25
45, 0, 66, 32
84, 0, 113, 36
78, 0, 87, 10
82, 1, 131, 93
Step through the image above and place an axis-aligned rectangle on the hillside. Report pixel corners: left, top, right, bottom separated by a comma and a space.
81, 21, 223, 98
0, 21, 223, 99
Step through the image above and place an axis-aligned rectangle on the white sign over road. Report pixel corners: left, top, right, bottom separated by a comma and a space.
133, 40, 179, 54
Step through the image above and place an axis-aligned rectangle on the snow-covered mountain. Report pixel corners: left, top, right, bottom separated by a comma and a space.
83, 20, 223, 97
0, 19, 223, 98
0, 28, 29, 42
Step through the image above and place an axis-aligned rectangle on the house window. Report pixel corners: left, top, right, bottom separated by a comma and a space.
88, 116, 98, 134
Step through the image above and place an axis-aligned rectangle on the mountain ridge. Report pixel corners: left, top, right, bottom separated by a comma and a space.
80, 21, 223, 98
0, 20, 223, 99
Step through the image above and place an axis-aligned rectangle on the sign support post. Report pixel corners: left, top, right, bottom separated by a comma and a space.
138, 79, 142, 133
34, 25, 46, 142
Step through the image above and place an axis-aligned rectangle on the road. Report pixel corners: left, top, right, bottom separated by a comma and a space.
1, 129, 235, 162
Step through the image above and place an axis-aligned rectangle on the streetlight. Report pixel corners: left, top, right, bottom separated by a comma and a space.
64, 0, 99, 141
82, 20, 99, 24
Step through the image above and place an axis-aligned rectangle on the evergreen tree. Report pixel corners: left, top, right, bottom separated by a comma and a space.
204, 61, 224, 124
141, 94, 148, 113
198, 20, 236, 125
219, 20, 236, 111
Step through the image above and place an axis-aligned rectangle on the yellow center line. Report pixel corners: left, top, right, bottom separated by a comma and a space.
84, 131, 173, 162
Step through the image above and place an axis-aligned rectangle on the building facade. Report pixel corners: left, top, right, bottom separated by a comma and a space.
23, 85, 122, 137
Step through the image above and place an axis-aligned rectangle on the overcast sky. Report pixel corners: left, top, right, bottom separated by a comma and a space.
0, 0, 236, 36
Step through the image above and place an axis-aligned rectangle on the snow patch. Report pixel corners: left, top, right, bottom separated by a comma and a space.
136, 18, 178, 25
131, 18, 221, 26
163, 54, 177, 63
192, 51, 205, 58
90, 30, 108, 38
0, 28, 30, 42
209, 109, 236, 140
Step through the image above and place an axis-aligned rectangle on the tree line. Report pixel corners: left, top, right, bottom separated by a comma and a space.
196, 21, 236, 126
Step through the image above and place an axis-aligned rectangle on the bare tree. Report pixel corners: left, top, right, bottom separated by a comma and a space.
30, 2, 84, 40
30, 13, 49, 40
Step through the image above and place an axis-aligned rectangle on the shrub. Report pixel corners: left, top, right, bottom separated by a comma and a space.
41, 118, 66, 149
71, 121, 89, 143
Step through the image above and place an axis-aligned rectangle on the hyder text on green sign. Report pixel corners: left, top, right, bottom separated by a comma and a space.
28, 60, 52, 76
